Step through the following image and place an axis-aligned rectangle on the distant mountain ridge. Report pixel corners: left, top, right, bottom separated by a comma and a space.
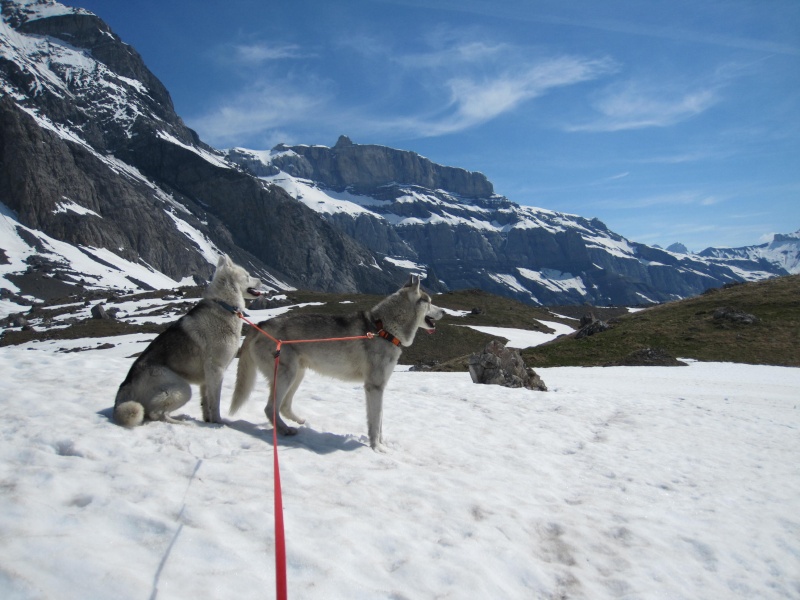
0, 0, 794, 308
225, 141, 791, 305
698, 231, 800, 275
228, 135, 494, 198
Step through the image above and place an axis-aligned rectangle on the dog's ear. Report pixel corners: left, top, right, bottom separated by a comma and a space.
217, 254, 232, 268
404, 274, 421, 292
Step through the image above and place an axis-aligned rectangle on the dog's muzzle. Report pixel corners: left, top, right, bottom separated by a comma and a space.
424, 315, 437, 334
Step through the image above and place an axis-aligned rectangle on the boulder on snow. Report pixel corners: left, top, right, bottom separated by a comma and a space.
468, 340, 547, 391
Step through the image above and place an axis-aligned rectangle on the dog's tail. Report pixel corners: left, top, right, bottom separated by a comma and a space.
230, 331, 260, 415
113, 398, 145, 427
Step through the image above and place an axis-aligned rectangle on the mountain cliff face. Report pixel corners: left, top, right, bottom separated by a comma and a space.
1, 0, 402, 298
0, 0, 791, 306
226, 143, 789, 305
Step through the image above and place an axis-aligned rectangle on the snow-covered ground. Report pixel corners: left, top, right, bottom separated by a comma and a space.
459, 320, 576, 348
1, 316, 798, 599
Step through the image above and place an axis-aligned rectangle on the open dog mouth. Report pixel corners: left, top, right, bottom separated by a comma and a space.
246, 287, 263, 297
424, 315, 437, 333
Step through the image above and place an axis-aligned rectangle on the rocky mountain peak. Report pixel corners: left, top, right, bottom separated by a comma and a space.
2, 0, 197, 152
334, 134, 354, 148
666, 243, 689, 254
264, 136, 495, 198
1, 0, 85, 27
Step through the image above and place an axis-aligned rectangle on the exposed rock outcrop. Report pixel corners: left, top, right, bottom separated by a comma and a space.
574, 315, 610, 339
469, 340, 547, 390
713, 307, 759, 325
270, 135, 494, 198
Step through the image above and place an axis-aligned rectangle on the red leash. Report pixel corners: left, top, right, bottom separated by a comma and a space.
271, 340, 287, 600
236, 312, 378, 599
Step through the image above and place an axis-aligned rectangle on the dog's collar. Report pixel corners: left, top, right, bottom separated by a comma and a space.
214, 299, 248, 317
373, 319, 402, 347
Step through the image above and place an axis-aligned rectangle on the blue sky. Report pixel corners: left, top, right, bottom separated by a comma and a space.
65, 0, 799, 251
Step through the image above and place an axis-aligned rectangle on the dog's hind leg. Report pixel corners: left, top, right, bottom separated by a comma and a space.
230, 332, 262, 416
146, 370, 192, 423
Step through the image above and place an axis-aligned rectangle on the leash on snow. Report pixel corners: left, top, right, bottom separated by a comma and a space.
234, 311, 384, 600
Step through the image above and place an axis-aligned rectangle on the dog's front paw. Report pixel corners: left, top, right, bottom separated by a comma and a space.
370, 439, 389, 453
281, 411, 305, 425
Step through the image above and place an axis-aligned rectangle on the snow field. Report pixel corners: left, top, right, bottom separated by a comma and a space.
0, 335, 798, 599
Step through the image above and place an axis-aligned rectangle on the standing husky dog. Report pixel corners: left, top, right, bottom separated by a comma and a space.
114, 255, 262, 427
230, 275, 444, 450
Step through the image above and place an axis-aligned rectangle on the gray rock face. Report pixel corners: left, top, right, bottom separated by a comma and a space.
0, 96, 213, 283
271, 136, 494, 198
469, 340, 547, 391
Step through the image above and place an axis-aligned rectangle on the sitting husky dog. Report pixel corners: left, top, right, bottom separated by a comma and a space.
114, 255, 262, 427
230, 275, 444, 451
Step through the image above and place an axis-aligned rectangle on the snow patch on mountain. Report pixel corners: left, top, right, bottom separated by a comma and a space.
384, 257, 427, 275
53, 199, 101, 218
489, 273, 538, 300
156, 131, 231, 170
262, 174, 383, 217
5, 0, 89, 22
1, 17, 147, 137
162, 209, 222, 266
518, 268, 588, 297
0, 201, 191, 295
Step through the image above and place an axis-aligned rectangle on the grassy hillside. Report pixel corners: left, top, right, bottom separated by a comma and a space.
3, 275, 797, 368
524, 274, 800, 368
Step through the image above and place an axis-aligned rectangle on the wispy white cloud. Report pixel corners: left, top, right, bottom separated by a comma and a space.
232, 42, 308, 64
192, 26, 619, 146
188, 79, 330, 147
396, 39, 511, 69
413, 2, 800, 57
603, 190, 726, 210
378, 54, 617, 137
566, 80, 720, 132
206, 40, 312, 70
